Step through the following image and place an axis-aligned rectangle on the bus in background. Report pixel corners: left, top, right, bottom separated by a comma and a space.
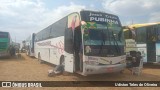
123, 22, 160, 63
35, 10, 126, 76
26, 33, 35, 57
0, 31, 12, 57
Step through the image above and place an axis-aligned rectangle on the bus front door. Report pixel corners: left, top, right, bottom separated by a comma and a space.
64, 28, 74, 73
64, 53, 74, 73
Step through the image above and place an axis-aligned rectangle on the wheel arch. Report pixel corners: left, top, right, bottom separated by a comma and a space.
59, 55, 65, 65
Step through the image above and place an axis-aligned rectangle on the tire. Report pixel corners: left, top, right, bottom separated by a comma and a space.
38, 53, 43, 64
60, 56, 65, 66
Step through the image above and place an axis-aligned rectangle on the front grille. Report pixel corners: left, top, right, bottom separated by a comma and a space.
84, 45, 125, 57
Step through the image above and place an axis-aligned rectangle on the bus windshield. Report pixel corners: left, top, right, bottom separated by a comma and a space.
0, 32, 8, 38
83, 24, 124, 57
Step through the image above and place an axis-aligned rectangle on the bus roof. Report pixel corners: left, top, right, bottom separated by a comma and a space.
123, 22, 160, 31
0, 31, 9, 33
128, 22, 160, 28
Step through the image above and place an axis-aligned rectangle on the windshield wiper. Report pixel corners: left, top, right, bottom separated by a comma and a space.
111, 31, 120, 55
99, 30, 106, 55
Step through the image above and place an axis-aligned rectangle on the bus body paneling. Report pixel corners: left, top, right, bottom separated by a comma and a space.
0, 31, 12, 57
34, 10, 126, 76
26, 33, 35, 57
35, 36, 64, 65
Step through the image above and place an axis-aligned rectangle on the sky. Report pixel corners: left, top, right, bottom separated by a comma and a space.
0, 0, 160, 43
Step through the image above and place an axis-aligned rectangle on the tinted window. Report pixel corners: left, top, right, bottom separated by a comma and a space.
35, 17, 67, 42
147, 25, 157, 42
0, 32, 8, 38
136, 27, 146, 44
65, 28, 73, 54
157, 25, 160, 42
50, 17, 67, 38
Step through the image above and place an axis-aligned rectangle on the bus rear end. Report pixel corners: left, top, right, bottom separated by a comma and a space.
0, 31, 10, 57
80, 11, 126, 75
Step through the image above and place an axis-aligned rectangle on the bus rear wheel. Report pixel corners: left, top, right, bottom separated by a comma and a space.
60, 55, 65, 66
38, 53, 43, 64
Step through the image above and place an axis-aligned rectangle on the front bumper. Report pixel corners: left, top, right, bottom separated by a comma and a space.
82, 63, 126, 76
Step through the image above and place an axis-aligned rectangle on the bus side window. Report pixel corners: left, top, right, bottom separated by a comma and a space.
65, 28, 74, 54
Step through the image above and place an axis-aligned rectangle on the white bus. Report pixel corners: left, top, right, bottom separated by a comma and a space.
26, 33, 35, 57
34, 10, 126, 76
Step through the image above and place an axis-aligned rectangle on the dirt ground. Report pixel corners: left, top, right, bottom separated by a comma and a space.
0, 53, 160, 90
